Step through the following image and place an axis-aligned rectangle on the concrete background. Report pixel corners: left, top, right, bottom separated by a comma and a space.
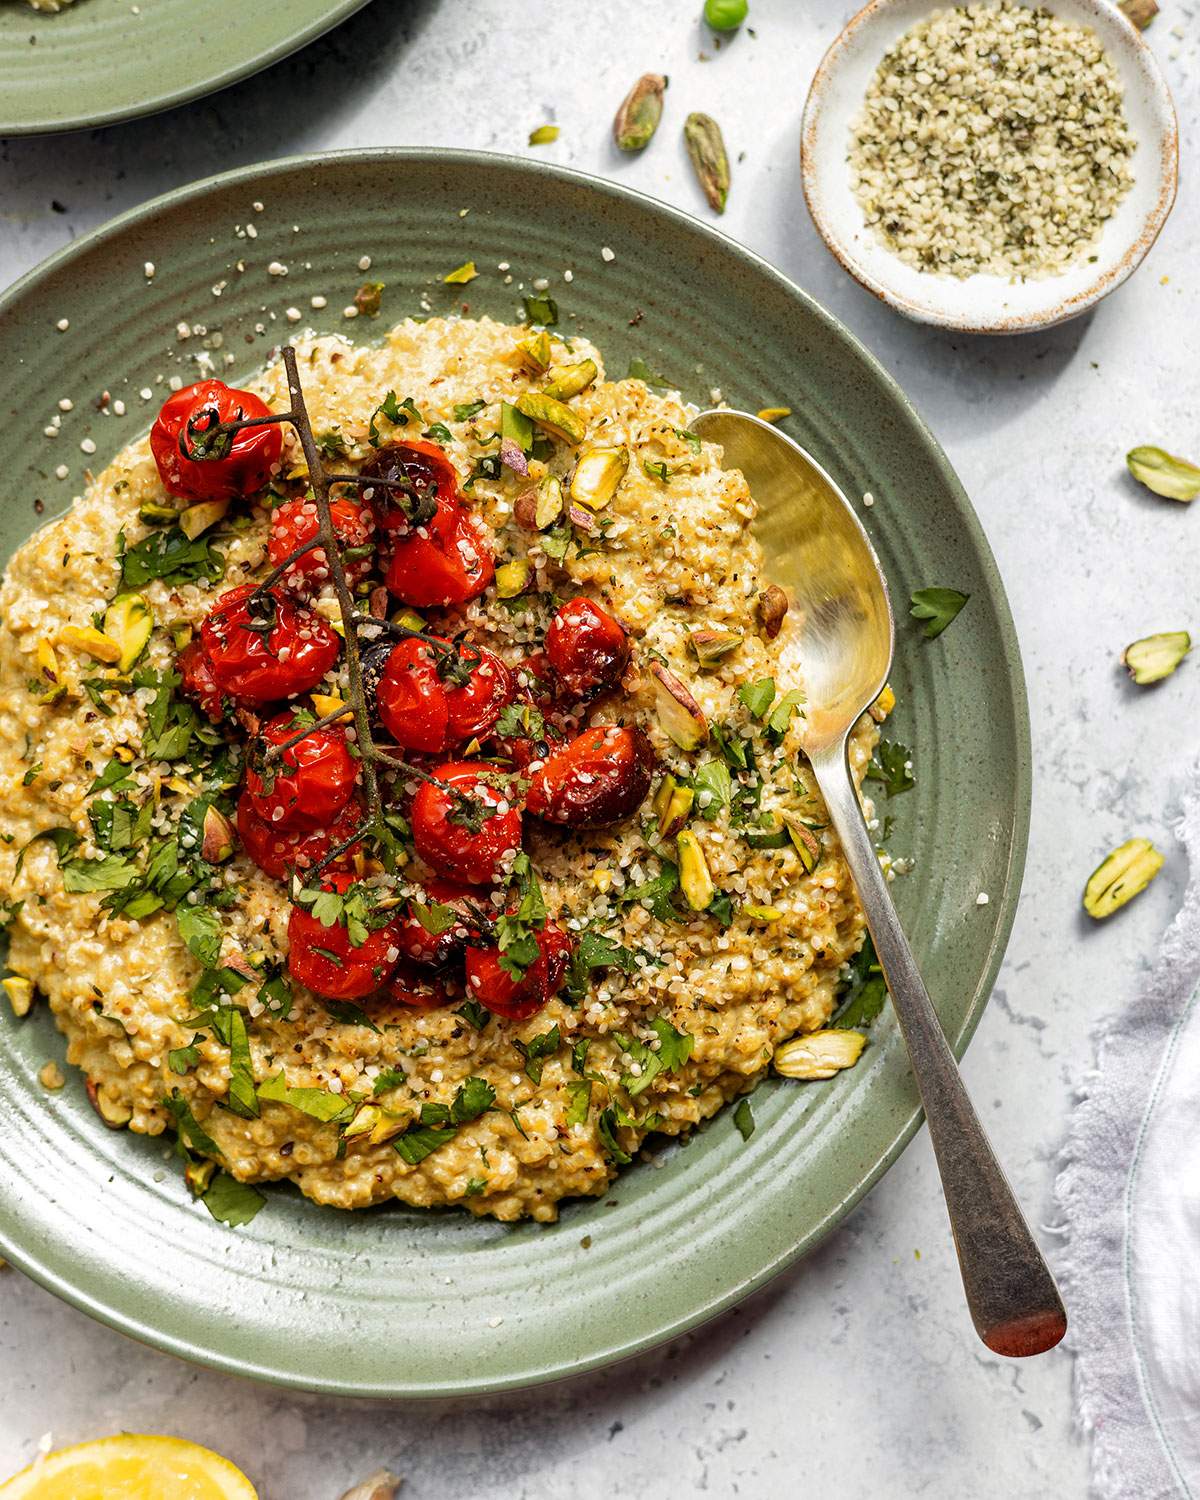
1, 1, 1196, 1494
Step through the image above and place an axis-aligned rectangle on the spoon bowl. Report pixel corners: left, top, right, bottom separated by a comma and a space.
694, 408, 1067, 1357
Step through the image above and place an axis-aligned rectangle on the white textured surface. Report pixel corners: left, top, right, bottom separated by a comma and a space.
0, 2, 1197, 1495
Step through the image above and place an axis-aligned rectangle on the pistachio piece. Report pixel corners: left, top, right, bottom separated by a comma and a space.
758, 584, 788, 639
756, 406, 792, 423
784, 817, 822, 874
184, 1158, 217, 1197
544, 359, 599, 401
354, 281, 384, 317
684, 112, 731, 213
869, 684, 896, 722
443, 261, 478, 285
516, 329, 553, 373
568, 503, 598, 534
59, 624, 122, 665
742, 904, 783, 922
201, 804, 235, 864
677, 830, 715, 911
138, 501, 180, 525
653, 774, 695, 839
500, 401, 534, 455
86, 1078, 133, 1128
3, 976, 34, 1018
369, 1111, 410, 1146
338, 1471, 402, 1500
343, 1103, 382, 1141
613, 72, 667, 152
391, 608, 425, 632
1083, 837, 1164, 919
515, 391, 586, 446
1123, 631, 1191, 685
495, 558, 532, 598
178, 496, 231, 539
1118, 0, 1158, 26
774, 1030, 866, 1080
103, 592, 153, 673
688, 627, 742, 666
513, 488, 539, 530
39, 1060, 65, 1091
535, 474, 565, 529
570, 446, 629, 510
651, 664, 709, 749
529, 124, 560, 145
1127, 446, 1200, 502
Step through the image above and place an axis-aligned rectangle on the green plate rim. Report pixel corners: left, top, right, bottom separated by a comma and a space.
0, 0, 373, 137
0, 148, 1031, 1395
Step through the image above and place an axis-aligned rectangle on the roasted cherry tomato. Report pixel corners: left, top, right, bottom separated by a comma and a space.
199, 584, 340, 705
368, 964, 456, 1018
411, 761, 522, 885
545, 597, 630, 698
237, 794, 364, 880
244, 713, 357, 831
150, 379, 282, 502
375, 639, 448, 753
177, 639, 225, 723
464, 923, 573, 1021
384, 497, 494, 609
444, 643, 512, 742
378, 639, 513, 753
268, 494, 375, 595
393, 877, 477, 968
359, 440, 464, 536
286, 873, 402, 1000
526, 725, 653, 827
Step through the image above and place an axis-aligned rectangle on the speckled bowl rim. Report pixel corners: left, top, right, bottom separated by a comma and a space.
0, 0, 373, 137
0, 149, 1031, 1395
801, 0, 1180, 335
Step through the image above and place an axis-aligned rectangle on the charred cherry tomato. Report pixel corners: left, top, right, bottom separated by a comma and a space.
526, 725, 653, 828
237, 794, 364, 881
268, 494, 375, 595
375, 639, 448, 753
393, 877, 477, 968
177, 639, 225, 723
359, 440, 464, 536
411, 761, 522, 885
244, 713, 357, 831
545, 597, 630, 698
199, 584, 340, 705
464, 923, 573, 1021
378, 639, 513, 753
286, 873, 402, 1000
368, 964, 456, 1018
150, 379, 282, 502
384, 498, 494, 609
444, 643, 512, 742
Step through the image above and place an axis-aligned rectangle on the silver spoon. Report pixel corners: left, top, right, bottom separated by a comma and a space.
691, 409, 1066, 1358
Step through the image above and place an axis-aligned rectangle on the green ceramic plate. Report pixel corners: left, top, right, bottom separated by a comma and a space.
0, 0, 372, 136
0, 150, 1030, 1396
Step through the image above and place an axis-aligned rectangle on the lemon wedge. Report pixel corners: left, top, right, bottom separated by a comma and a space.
0, 1434, 257, 1500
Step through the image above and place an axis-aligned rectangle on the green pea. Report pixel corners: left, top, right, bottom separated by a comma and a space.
704, 0, 748, 30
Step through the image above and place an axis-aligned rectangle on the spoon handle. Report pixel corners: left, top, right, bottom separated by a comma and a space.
809, 742, 1067, 1357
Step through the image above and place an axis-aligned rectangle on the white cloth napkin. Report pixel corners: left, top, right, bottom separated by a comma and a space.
1057, 770, 1200, 1499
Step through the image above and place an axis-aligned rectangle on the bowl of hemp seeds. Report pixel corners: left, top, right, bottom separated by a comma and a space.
801, 0, 1178, 333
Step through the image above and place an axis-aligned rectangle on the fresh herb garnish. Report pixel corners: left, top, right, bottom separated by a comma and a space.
865, 738, 914, 798
737, 678, 776, 719
200, 1171, 266, 1227
831, 935, 888, 1030
514, 1024, 561, 1084
119, 526, 224, 589
522, 293, 559, 327
733, 1098, 755, 1140
910, 587, 969, 640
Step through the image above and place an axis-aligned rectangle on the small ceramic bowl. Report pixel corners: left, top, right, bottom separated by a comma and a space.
801, 0, 1179, 334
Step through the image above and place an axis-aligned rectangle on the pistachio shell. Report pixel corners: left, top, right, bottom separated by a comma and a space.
570, 446, 629, 510
1123, 631, 1191, 685
201, 804, 236, 864
544, 359, 599, 401
495, 559, 532, 598
178, 496, 231, 539
103, 592, 153, 673
515, 391, 587, 445
651, 664, 709, 750
1083, 836, 1164, 918
774, 1030, 867, 1080
677, 830, 715, 911
59, 624, 122, 665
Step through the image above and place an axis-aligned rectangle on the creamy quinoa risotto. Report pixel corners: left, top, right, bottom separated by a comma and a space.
0, 315, 885, 1224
